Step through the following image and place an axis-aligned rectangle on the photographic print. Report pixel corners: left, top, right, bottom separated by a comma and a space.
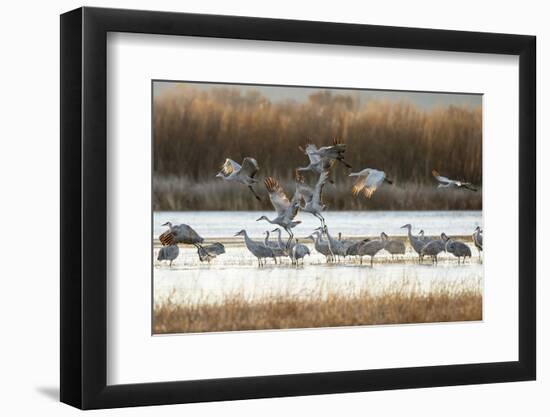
152, 81, 483, 334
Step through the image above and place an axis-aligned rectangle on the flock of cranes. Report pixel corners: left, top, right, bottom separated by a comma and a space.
157, 138, 482, 268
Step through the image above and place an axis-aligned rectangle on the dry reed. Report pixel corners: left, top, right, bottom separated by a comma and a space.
153, 280, 482, 334
153, 85, 482, 211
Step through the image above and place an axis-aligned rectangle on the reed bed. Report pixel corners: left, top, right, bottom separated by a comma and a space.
153, 279, 482, 334
153, 175, 481, 211
153, 85, 481, 211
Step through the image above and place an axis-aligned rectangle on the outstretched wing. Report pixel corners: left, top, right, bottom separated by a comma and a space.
353, 170, 384, 199
462, 182, 478, 192
351, 176, 367, 197
159, 230, 175, 246
264, 177, 291, 216
303, 143, 321, 164
432, 169, 453, 185
240, 157, 259, 178
220, 158, 241, 176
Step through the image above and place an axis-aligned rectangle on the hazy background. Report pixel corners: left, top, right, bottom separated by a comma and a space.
153, 81, 482, 211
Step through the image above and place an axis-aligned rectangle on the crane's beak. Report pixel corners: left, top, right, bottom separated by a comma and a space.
162, 222, 168, 226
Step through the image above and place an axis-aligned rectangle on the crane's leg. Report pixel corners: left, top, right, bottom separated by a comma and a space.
248, 185, 261, 201
316, 213, 326, 230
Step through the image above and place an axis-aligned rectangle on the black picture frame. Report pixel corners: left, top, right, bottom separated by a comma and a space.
60, 6, 536, 410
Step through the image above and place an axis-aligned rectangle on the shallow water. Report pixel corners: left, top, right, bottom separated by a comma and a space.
154, 210, 482, 239
153, 211, 483, 305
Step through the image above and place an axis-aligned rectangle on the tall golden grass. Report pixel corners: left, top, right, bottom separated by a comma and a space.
153, 85, 482, 211
153, 279, 482, 334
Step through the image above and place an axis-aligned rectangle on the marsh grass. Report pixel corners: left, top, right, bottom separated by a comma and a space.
153, 175, 481, 211
153, 86, 482, 210
153, 279, 482, 334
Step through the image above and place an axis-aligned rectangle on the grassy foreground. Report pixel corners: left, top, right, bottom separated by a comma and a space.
153, 281, 482, 334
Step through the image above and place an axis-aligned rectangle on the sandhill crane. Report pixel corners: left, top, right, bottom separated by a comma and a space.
418, 230, 430, 243
337, 232, 357, 251
380, 232, 406, 259
420, 233, 450, 265
401, 224, 426, 262
257, 177, 302, 243
270, 228, 289, 257
323, 226, 347, 261
197, 242, 225, 263
445, 238, 472, 264
297, 144, 335, 177
216, 157, 262, 200
432, 170, 477, 191
344, 238, 370, 262
473, 226, 483, 260
290, 239, 311, 267
298, 138, 351, 170
295, 170, 330, 228
349, 168, 392, 199
264, 230, 286, 263
353, 236, 386, 266
307, 229, 335, 262
234, 230, 275, 267
161, 222, 204, 247
157, 244, 179, 267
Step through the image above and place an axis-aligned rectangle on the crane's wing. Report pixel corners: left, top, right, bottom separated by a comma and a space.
220, 158, 241, 176
186, 225, 204, 242
313, 170, 330, 205
462, 183, 478, 192
240, 157, 259, 178
205, 242, 225, 255
353, 170, 384, 198
432, 169, 454, 185
351, 176, 367, 197
159, 230, 175, 246
303, 143, 321, 164
264, 177, 291, 216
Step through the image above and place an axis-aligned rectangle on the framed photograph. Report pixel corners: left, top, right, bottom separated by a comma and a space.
60, 7, 536, 409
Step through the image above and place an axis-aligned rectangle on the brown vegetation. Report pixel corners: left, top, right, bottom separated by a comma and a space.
153, 85, 482, 211
153, 175, 481, 211
153, 280, 482, 334
154, 85, 482, 180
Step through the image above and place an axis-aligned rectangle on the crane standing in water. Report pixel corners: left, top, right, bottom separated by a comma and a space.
235, 229, 275, 267
473, 226, 483, 260
401, 224, 426, 263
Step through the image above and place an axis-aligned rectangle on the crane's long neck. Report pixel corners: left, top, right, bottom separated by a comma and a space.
264, 232, 270, 246
242, 231, 253, 246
